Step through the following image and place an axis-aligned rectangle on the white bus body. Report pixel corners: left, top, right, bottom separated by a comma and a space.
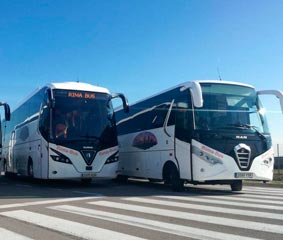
115, 80, 283, 191
1, 82, 128, 181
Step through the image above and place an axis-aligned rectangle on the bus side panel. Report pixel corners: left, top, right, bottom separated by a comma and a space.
118, 133, 145, 177
13, 120, 42, 177
147, 126, 175, 179
13, 128, 27, 175
118, 126, 175, 180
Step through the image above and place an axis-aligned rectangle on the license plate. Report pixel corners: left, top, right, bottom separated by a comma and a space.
235, 172, 254, 179
81, 173, 96, 178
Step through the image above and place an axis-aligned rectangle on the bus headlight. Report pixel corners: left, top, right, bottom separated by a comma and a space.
50, 148, 72, 164
105, 152, 119, 164
262, 157, 273, 167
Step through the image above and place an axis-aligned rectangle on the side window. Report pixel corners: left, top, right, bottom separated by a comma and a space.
151, 104, 169, 129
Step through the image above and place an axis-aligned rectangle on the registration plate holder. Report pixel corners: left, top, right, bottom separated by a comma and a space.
81, 173, 96, 178
234, 172, 254, 179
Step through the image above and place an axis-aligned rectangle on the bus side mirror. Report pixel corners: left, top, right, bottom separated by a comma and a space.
180, 81, 203, 108
257, 90, 283, 114
4, 103, 11, 121
111, 93, 130, 113
0, 102, 11, 121
0, 120, 2, 147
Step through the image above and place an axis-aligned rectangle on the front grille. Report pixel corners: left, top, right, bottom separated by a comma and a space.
234, 144, 251, 169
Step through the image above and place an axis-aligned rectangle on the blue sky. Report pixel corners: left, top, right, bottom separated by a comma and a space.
0, 0, 283, 151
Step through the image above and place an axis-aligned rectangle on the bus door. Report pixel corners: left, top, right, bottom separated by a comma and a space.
8, 130, 16, 172
38, 100, 51, 179
29, 138, 43, 178
174, 96, 194, 181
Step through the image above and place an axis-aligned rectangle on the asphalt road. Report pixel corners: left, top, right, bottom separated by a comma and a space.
0, 175, 282, 240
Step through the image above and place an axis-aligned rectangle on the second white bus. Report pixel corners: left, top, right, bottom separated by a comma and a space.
115, 80, 283, 191
1, 82, 129, 182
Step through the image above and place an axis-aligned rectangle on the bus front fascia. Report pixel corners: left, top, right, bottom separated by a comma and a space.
257, 90, 283, 114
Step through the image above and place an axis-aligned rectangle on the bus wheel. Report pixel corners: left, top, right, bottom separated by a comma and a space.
164, 164, 184, 192
3, 160, 13, 178
115, 175, 128, 183
81, 178, 92, 184
3, 161, 9, 177
231, 180, 242, 191
27, 159, 34, 178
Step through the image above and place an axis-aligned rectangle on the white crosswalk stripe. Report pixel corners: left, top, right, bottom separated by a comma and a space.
191, 194, 283, 205
0, 186, 282, 240
123, 197, 283, 220
0, 195, 101, 210
229, 192, 283, 200
0, 210, 146, 240
242, 187, 283, 196
243, 186, 283, 192
0, 227, 33, 240
156, 194, 283, 210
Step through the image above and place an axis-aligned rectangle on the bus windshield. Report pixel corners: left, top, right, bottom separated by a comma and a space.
194, 83, 270, 134
51, 89, 117, 147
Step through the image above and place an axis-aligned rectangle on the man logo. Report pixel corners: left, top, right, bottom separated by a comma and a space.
236, 135, 248, 139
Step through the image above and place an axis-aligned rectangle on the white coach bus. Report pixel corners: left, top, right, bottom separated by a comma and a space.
115, 80, 283, 191
1, 82, 129, 182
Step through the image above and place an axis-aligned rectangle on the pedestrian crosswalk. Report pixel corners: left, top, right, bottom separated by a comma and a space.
0, 227, 33, 240
0, 186, 282, 240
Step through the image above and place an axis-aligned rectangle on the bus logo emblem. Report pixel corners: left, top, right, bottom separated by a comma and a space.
81, 150, 96, 165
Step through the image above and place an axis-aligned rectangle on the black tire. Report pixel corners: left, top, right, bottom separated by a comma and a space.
3, 160, 14, 178
115, 175, 128, 183
81, 178, 92, 184
231, 180, 243, 191
3, 160, 7, 173
27, 160, 34, 178
3, 160, 9, 177
164, 164, 184, 192
148, 178, 162, 183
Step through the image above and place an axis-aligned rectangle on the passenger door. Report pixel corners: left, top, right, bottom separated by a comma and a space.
8, 130, 16, 173
174, 92, 194, 180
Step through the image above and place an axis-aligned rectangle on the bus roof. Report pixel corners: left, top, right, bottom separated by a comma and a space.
47, 82, 110, 94
12, 82, 110, 112
115, 80, 255, 111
